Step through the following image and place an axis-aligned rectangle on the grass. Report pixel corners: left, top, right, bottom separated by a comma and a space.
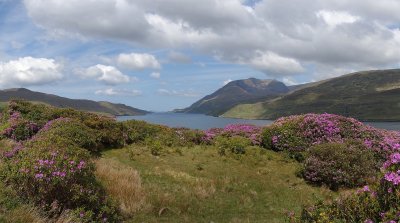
100, 145, 336, 223
95, 158, 147, 217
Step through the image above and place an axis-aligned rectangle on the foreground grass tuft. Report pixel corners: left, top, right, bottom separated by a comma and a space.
95, 158, 147, 217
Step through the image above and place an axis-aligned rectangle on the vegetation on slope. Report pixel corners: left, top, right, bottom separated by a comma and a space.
178, 78, 289, 116
0, 88, 149, 116
224, 69, 400, 121
0, 100, 399, 222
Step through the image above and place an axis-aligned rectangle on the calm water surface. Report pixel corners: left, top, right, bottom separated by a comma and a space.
118, 113, 400, 131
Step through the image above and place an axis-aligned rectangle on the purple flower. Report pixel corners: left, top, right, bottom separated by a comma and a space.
35, 173, 44, 179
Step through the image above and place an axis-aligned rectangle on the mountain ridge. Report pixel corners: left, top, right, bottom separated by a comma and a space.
223, 69, 400, 121
177, 78, 290, 116
0, 88, 149, 116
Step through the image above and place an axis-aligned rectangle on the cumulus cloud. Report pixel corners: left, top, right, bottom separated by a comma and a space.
95, 88, 142, 96
149, 72, 160, 79
316, 10, 360, 27
117, 53, 161, 70
0, 57, 63, 87
243, 51, 305, 75
79, 64, 131, 85
24, 0, 400, 78
157, 89, 199, 97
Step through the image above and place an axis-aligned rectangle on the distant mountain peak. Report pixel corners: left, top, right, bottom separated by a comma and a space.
177, 78, 289, 116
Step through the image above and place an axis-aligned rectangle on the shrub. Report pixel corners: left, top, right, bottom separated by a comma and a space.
261, 121, 306, 152
1, 111, 40, 141
83, 116, 125, 148
123, 120, 163, 144
294, 150, 400, 223
172, 127, 205, 146
124, 120, 204, 147
215, 136, 252, 156
148, 140, 163, 156
203, 124, 262, 146
0, 142, 121, 222
302, 141, 379, 190
261, 113, 400, 157
35, 118, 100, 152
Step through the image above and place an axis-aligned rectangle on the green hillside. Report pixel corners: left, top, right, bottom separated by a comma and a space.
0, 88, 149, 116
177, 78, 289, 116
224, 69, 400, 121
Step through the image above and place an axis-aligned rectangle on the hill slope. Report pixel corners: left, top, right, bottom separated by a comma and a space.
178, 78, 290, 116
0, 88, 149, 116
223, 69, 400, 121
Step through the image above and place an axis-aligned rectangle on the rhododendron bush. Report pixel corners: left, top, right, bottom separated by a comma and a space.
294, 151, 400, 222
203, 124, 262, 145
262, 113, 400, 155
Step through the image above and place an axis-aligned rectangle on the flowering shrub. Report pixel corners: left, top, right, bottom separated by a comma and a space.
262, 113, 400, 156
1, 111, 40, 141
294, 151, 400, 222
203, 124, 262, 145
302, 141, 379, 190
0, 141, 121, 221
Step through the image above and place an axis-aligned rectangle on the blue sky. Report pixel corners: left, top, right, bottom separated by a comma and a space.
0, 0, 399, 111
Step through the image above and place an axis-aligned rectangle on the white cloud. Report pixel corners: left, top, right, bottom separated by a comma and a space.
157, 89, 199, 97
149, 72, 160, 79
117, 53, 161, 70
80, 64, 131, 85
24, 0, 400, 78
95, 88, 142, 96
0, 57, 63, 87
316, 10, 360, 27
245, 51, 305, 75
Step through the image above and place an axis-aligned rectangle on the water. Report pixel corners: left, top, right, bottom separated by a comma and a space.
117, 113, 400, 131
117, 113, 273, 130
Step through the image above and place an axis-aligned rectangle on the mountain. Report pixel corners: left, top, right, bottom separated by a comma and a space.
0, 88, 149, 116
177, 78, 290, 116
223, 69, 400, 121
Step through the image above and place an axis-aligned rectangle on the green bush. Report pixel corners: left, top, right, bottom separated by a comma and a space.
215, 136, 252, 156
261, 121, 306, 152
297, 191, 380, 223
83, 116, 125, 148
36, 118, 100, 152
123, 120, 162, 144
123, 120, 204, 147
302, 141, 379, 190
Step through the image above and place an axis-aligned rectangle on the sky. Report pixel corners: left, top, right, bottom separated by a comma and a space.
0, 0, 399, 111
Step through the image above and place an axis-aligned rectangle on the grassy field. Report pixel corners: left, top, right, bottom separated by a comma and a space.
98, 145, 336, 223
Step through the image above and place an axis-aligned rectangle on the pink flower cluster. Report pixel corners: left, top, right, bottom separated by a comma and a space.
300, 113, 343, 144
40, 117, 71, 132
382, 153, 400, 185
1, 111, 39, 141
203, 124, 262, 145
2, 143, 24, 159
29, 151, 87, 182
270, 113, 400, 154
